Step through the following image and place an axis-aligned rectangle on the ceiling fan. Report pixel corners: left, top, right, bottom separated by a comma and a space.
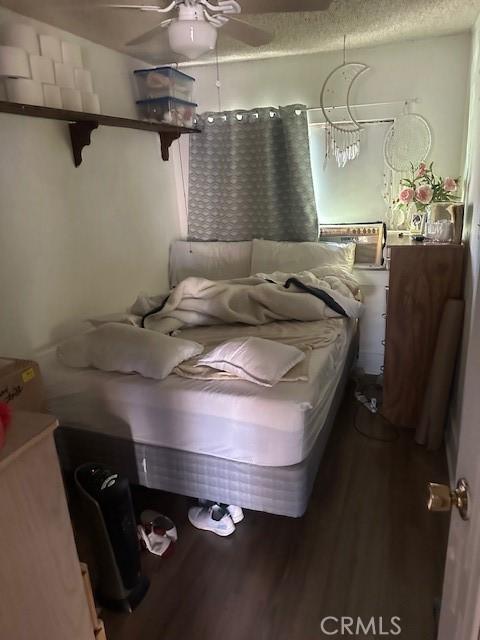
102, 0, 333, 60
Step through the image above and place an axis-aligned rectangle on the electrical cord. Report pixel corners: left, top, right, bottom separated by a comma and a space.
352, 379, 400, 442
353, 402, 400, 442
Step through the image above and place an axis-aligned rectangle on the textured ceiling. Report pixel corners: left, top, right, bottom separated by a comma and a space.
0, 0, 479, 66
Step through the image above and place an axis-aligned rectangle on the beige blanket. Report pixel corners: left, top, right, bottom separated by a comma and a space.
173, 318, 345, 382
130, 267, 361, 383
139, 267, 362, 334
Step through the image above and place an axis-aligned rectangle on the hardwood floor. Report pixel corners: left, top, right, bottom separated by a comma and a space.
101, 387, 450, 640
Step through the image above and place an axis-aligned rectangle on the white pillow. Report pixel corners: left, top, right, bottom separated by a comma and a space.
57, 323, 204, 380
169, 240, 252, 286
250, 239, 356, 275
196, 337, 305, 386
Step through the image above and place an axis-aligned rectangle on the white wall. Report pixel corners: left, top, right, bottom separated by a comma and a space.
0, 7, 180, 357
447, 17, 480, 476
177, 33, 470, 228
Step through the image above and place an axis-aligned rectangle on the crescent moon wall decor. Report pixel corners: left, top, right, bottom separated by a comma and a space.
320, 61, 370, 168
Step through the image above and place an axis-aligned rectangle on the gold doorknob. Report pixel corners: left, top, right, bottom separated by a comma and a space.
427, 478, 470, 520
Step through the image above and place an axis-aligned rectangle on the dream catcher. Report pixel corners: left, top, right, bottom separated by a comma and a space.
320, 37, 370, 168
383, 109, 432, 228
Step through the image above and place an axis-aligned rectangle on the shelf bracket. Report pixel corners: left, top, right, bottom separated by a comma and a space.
159, 131, 181, 161
69, 120, 99, 167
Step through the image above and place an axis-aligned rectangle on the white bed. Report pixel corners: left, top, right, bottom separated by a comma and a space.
47, 239, 361, 517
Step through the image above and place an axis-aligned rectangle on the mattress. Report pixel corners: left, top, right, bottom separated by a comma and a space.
39, 320, 354, 468
55, 332, 357, 517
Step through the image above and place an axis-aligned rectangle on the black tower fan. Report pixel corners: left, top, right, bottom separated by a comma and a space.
75, 463, 149, 612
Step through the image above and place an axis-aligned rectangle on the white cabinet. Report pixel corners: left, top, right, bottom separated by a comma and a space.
353, 267, 389, 374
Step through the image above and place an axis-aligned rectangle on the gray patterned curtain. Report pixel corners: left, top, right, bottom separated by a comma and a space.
188, 104, 318, 241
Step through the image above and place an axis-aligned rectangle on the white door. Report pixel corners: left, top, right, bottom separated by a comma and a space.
438, 263, 480, 638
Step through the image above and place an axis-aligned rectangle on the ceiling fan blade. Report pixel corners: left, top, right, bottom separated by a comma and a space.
126, 22, 167, 45
221, 17, 272, 46
237, 0, 332, 14
100, 4, 167, 10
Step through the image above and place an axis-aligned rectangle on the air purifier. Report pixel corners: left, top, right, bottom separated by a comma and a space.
75, 463, 149, 612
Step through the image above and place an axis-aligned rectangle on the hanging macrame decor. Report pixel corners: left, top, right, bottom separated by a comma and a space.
320, 37, 370, 168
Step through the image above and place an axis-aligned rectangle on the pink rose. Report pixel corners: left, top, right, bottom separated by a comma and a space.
443, 177, 457, 192
416, 162, 427, 177
399, 187, 414, 204
415, 185, 433, 205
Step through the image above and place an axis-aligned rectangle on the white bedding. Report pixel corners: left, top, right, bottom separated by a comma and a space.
38, 320, 354, 468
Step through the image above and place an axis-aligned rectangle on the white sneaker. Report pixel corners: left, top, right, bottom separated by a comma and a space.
227, 505, 244, 524
197, 500, 244, 525
188, 504, 236, 537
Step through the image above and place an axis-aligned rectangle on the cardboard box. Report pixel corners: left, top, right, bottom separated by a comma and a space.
0, 357, 47, 412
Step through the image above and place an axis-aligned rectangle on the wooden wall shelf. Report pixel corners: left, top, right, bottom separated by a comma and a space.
0, 100, 200, 166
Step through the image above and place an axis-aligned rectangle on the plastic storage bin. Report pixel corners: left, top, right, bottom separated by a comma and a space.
134, 66, 194, 101
136, 96, 197, 127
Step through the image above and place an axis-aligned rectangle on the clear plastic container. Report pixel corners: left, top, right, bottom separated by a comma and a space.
425, 220, 454, 243
134, 66, 195, 101
136, 96, 197, 127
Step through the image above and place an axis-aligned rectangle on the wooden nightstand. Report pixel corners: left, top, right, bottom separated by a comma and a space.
0, 411, 99, 640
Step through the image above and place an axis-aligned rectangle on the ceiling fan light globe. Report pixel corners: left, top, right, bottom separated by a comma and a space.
168, 20, 217, 59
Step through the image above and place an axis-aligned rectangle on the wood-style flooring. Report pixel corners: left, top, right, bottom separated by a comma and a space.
101, 386, 450, 640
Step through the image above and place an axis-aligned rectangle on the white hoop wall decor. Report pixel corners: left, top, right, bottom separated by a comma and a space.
383, 111, 432, 229
383, 113, 432, 172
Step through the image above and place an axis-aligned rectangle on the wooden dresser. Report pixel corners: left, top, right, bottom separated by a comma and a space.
0, 412, 96, 640
382, 242, 465, 427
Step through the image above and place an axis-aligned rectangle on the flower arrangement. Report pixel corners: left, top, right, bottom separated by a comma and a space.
397, 162, 459, 212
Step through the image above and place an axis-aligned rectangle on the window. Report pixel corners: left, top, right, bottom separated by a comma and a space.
309, 121, 391, 225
